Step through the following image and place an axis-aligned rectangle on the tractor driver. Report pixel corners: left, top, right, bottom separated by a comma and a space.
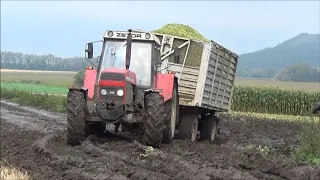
130, 46, 151, 86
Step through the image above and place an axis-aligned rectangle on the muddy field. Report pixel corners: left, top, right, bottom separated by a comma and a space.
1, 100, 320, 180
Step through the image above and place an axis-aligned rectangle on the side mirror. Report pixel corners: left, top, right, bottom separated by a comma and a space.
125, 30, 132, 69
96, 56, 100, 64
85, 43, 93, 59
155, 45, 161, 65
174, 48, 180, 63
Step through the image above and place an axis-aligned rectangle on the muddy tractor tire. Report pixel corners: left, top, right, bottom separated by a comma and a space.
162, 82, 179, 143
67, 90, 88, 146
312, 98, 320, 114
177, 114, 199, 142
142, 92, 166, 147
200, 115, 218, 143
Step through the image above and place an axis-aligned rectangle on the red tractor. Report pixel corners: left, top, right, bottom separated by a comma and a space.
67, 29, 180, 147
67, 29, 238, 148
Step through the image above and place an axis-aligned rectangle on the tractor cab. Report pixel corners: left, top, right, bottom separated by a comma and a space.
86, 29, 160, 87
83, 29, 166, 122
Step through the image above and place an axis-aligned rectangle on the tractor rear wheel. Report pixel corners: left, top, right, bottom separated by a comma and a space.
142, 92, 166, 147
67, 90, 88, 146
200, 115, 218, 143
162, 82, 179, 143
177, 114, 198, 142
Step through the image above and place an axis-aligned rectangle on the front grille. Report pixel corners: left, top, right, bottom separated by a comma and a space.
100, 73, 125, 81
99, 86, 124, 102
100, 95, 123, 102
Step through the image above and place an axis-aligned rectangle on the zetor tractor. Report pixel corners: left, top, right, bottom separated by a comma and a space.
67, 29, 180, 147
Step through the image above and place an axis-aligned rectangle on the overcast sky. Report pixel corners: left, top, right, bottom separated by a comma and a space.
1, 1, 319, 57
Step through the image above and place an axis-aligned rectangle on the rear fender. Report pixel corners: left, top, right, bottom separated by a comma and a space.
153, 74, 175, 102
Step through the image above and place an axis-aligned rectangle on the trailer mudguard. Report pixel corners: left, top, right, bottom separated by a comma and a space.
154, 74, 175, 102
83, 67, 97, 100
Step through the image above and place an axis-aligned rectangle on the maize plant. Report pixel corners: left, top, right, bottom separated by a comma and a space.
231, 86, 320, 116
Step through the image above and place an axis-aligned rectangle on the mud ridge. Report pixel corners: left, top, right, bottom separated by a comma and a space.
2, 100, 320, 180
32, 134, 100, 180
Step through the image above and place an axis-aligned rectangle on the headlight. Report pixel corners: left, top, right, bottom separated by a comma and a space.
117, 89, 124, 96
145, 33, 151, 39
107, 31, 113, 37
101, 89, 107, 95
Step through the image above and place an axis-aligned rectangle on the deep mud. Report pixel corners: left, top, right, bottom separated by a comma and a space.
1, 100, 320, 180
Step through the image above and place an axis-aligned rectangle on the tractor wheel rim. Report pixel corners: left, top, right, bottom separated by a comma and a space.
191, 120, 197, 141
211, 121, 217, 141
170, 90, 177, 138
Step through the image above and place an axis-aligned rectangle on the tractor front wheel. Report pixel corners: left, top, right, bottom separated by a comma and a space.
67, 90, 88, 146
142, 92, 166, 147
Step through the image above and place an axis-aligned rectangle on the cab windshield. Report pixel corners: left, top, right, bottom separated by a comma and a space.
100, 40, 152, 87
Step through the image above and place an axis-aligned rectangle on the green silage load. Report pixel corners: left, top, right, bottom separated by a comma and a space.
152, 23, 209, 42
152, 23, 209, 67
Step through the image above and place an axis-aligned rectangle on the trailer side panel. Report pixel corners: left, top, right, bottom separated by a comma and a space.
200, 42, 238, 111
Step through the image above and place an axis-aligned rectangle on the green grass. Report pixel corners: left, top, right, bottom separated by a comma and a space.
0, 69, 76, 86
1, 81, 319, 116
0, 82, 68, 95
2, 69, 320, 92
0, 87, 67, 113
294, 118, 320, 165
1, 69, 320, 116
1, 86, 319, 165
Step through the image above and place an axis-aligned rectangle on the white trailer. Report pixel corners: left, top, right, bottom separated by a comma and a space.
153, 33, 239, 112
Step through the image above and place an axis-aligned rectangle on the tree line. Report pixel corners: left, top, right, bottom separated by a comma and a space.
236, 63, 320, 83
1, 51, 88, 71
1, 51, 319, 83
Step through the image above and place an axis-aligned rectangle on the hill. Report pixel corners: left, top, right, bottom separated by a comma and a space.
237, 33, 320, 78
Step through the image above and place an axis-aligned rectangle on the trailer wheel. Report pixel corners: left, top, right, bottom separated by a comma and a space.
177, 114, 198, 142
162, 82, 179, 143
200, 115, 218, 143
142, 92, 166, 147
67, 90, 88, 146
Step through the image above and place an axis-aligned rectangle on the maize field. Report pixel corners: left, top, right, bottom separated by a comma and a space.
231, 85, 320, 116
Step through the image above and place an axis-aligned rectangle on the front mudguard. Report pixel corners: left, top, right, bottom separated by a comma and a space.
68, 85, 88, 98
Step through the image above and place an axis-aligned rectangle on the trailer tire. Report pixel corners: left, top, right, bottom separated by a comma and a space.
200, 115, 218, 143
177, 114, 198, 142
67, 90, 88, 146
142, 92, 166, 147
162, 82, 179, 143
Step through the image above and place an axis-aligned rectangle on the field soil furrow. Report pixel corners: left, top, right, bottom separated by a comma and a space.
1, 100, 320, 180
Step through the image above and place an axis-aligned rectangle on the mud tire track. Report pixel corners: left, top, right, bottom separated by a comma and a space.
1, 100, 320, 180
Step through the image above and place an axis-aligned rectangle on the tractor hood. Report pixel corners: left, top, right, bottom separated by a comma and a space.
100, 68, 136, 84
